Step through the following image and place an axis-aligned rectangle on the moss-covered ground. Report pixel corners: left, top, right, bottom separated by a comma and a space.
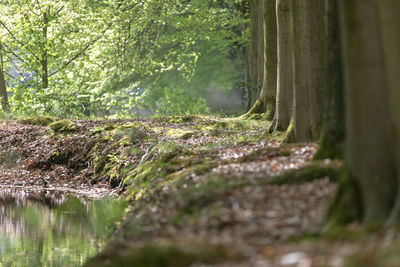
0, 116, 396, 266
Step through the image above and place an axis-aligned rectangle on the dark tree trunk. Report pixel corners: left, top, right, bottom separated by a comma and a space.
41, 9, 49, 89
0, 43, 10, 112
326, 0, 399, 228
377, 0, 400, 225
313, 0, 344, 160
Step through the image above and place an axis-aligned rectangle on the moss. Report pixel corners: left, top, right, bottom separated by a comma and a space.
247, 113, 264, 120
117, 137, 131, 147
18, 116, 55, 126
282, 119, 296, 143
311, 122, 322, 142
86, 240, 240, 267
156, 141, 183, 161
344, 253, 378, 267
49, 119, 79, 132
94, 124, 119, 133
241, 99, 265, 118
192, 162, 216, 175
114, 126, 146, 144
213, 121, 228, 129
324, 166, 363, 233
237, 147, 286, 163
153, 115, 200, 124
180, 132, 194, 140
264, 96, 276, 121
313, 132, 344, 160
94, 155, 108, 174
264, 161, 340, 185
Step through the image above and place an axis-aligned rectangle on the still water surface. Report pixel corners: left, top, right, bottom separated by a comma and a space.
0, 187, 127, 267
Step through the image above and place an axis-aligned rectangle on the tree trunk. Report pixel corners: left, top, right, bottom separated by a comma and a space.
326, 0, 398, 228
41, 9, 49, 89
273, 0, 292, 132
0, 43, 10, 112
244, 0, 277, 118
313, 0, 344, 160
247, 0, 260, 110
285, 0, 325, 142
377, 0, 400, 225
257, 0, 265, 86
262, 0, 277, 119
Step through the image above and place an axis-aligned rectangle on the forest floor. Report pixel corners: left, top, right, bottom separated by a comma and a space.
0, 116, 399, 266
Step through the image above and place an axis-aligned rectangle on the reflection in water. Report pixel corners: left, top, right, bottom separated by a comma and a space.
0, 187, 127, 267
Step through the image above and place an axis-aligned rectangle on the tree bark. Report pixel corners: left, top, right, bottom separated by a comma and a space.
0, 43, 10, 112
262, 0, 277, 119
257, 0, 265, 86
286, 0, 325, 142
41, 9, 49, 89
273, 0, 292, 132
377, 0, 400, 225
328, 0, 397, 226
244, 0, 277, 118
247, 0, 260, 110
313, 0, 344, 160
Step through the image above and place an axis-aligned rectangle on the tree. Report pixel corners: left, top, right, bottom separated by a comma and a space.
246, 0, 263, 110
0, 42, 10, 112
313, 0, 344, 159
284, 0, 325, 143
270, 0, 292, 132
0, 0, 112, 114
379, 0, 400, 225
244, 0, 277, 117
0, 0, 246, 116
326, 0, 400, 227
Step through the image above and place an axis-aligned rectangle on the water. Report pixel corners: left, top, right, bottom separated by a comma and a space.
0, 188, 127, 267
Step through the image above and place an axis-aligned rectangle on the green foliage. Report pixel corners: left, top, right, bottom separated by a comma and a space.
0, 0, 247, 117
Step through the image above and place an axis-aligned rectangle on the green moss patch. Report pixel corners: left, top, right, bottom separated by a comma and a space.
17, 116, 55, 126
49, 119, 79, 132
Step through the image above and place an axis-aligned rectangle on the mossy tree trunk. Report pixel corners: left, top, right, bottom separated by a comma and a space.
0, 42, 10, 112
313, 0, 344, 160
244, 0, 277, 118
285, 0, 325, 142
327, 0, 399, 228
378, 0, 400, 225
272, 0, 292, 132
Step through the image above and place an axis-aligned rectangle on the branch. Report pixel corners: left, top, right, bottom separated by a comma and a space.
0, 20, 40, 62
1, 43, 25, 63
49, 22, 114, 77
26, 3, 41, 17
4, 71, 17, 81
